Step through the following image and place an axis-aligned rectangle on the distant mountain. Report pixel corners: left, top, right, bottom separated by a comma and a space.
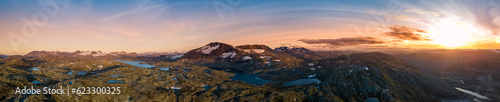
395, 49, 500, 100
181, 42, 242, 59
180, 42, 305, 73
0, 54, 7, 58
178, 43, 460, 101
273, 46, 312, 53
395, 49, 500, 73
313, 52, 458, 101
236, 44, 273, 51
273, 46, 342, 61
23, 50, 163, 58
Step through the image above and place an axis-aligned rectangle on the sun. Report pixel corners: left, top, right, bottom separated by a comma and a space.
427, 18, 481, 48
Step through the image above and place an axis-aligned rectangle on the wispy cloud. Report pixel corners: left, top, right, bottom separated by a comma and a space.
404, 9, 441, 17
385, 14, 421, 21
99, 0, 164, 22
470, 0, 499, 35
299, 37, 386, 46
384, 25, 431, 41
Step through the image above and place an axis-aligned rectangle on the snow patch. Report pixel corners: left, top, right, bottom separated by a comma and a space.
242, 56, 252, 60
307, 63, 314, 66
221, 51, 236, 58
308, 74, 316, 78
199, 44, 220, 54
251, 49, 265, 54
169, 54, 184, 59
242, 49, 251, 53
259, 56, 271, 59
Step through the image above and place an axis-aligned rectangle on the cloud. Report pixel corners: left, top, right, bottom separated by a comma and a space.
470, 1, 499, 35
385, 15, 421, 21
384, 25, 431, 41
299, 37, 385, 46
404, 10, 440, 17
99, 0, 164, 22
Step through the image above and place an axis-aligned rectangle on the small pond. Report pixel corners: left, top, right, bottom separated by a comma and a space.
32, 81, 41, 84
30, 67, 39, 71
77, 71, 87, 75
159, 68, 170, 71
67, 71, 74, 75
107, 80, 123, 83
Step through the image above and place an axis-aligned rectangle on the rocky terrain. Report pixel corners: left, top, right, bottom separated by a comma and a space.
395, 49, 500, 101
0, 42, 491, 101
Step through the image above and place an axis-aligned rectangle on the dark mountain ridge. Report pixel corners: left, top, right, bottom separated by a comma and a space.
309, 52, 459, 101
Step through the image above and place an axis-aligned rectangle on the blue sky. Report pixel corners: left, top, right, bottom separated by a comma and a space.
1, 0, 499, 55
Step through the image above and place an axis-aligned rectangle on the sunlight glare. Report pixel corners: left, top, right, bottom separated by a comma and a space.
427, 18, 481, 48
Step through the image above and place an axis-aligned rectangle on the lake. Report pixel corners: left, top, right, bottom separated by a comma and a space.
113, 60, 156, 68
209, 68, 269, 85
455, 87, 490, 100
282, 78, 321, 87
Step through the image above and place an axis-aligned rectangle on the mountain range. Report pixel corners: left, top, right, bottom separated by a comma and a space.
0, 54, 7, 58
0, 42, 497, 101
395, 49, 500, 100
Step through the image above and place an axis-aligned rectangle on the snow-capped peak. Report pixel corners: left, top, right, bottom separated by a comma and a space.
78, 51, 106, 57
79, 51, 92, 56
274, 46, 289, 52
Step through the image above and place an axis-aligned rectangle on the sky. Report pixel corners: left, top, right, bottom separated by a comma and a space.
1, 0, 500, 55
